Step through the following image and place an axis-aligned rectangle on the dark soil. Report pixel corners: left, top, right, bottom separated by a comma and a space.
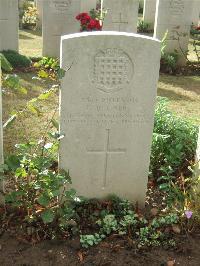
0, 232, 200, 266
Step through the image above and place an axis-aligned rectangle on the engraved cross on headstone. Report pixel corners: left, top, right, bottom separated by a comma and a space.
112, 13, 128, 31
87, 129, 126, 188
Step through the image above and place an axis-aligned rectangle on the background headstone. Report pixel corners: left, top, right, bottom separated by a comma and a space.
59, 32, 161, 205
103, 0, 139, 33
35, 0, 43, 30
0, 62, 4, 205
0, 0, 19, 51
154, 0, 194, 66
143, 0, 157, 30
191, 0, 200, 26
42, 0, 96, 58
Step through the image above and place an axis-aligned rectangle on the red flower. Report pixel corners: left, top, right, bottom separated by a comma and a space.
87, 19, 102, 31
76, 12, 102, 32
196, 26, 200, 31
76, 12, 90, 21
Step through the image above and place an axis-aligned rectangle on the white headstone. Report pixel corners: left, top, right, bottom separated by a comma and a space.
191, 0, 200, 26
0, 62, 4, 205
59, 32, 160, 205
103, 0, 139, 32
154, 0, 193, 66
143, 0, 157, 30
0, 0, 19, 51
35, 0, 43, 30
42, 0, 96, 58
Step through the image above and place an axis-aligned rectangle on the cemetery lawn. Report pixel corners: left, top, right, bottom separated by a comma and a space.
2, 72, 200, 154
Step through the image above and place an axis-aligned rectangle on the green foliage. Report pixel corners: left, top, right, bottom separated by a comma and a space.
190, 25, 200, 63
137, 20, 151, 33
80, 197, 179, 249
33, 57, 64, 80
34, 57, 59, 72
3, 74, 27, 94
160, 31, 178, 73
80, 234, 105, 248
0, 53, 13, 72
1, 50, 32, 68
2, 140, 75, 226
3, 85, 59, 129
151, 97, 198, 203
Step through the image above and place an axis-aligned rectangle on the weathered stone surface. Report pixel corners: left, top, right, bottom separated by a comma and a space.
103, 0, 139, 32
0, 0, 18, 51
59, 32, 160, 205
154, 0, 193, 66
143, 0, 157, 30
35, 0, 43, 30
191, 0, 200, 26
42, 0, 96, 58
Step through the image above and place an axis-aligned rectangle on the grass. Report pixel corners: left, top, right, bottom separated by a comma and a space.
19, 29, 42, 57
2, 72, 58, 154
158, 74, 200, 125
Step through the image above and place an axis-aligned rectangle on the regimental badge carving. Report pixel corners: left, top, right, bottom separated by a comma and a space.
92, 49, 134, 93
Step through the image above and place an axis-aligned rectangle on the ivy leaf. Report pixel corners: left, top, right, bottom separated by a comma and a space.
5, 155, 20, 171
41, 209, 55, 224
51, 118, 59, 130
37, 195, 50, 207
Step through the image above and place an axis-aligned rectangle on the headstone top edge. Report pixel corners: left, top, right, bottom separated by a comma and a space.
61, 31, 161, 43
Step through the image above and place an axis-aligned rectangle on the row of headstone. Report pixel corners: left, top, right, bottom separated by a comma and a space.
143, 0, 200, 28
42, 0, 139, 57
154, 0, 194, 66
0, 0, 19, 51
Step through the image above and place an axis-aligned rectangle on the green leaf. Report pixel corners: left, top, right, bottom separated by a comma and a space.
15, 167, 27, 178
38, 69, 49, 78
4, 74, 20, 89
38, 91, 53, 100
5, 155, 20, 171
0, 53, 13, 72
57, 68, 66, 79
41, 209, 55, 224
37, 195, 50, 207
51, 118, 59, 130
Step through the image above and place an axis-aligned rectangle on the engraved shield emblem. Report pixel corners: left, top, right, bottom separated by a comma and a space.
92, 49, 134, 93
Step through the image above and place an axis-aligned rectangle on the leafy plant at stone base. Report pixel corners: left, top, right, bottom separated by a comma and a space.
150, 97, 198, 206
160, 31, 179, 74
1, 50, 32, 69
0, 138, 78, 237
190, 25, 200, 63
22, 6, 38, 30
33, 57, 61, 80
137, 20, 152, 33
78, 196, 180, 249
